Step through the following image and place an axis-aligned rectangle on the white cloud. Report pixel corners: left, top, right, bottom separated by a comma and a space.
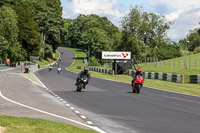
147, 0, 200, 41
62, 0, 200, 41
62, 0, 126, 27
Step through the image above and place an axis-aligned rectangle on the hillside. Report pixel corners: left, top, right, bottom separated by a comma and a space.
138, 53, 200, 75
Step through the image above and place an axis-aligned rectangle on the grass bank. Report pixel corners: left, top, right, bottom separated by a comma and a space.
38, 50, 59, 68
139, 53, 200, 75
0, 116, 97, 133
59, 47, 87, 73
61, 47, 200, 96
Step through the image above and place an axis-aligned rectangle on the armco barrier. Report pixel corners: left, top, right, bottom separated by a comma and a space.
190, 75, 200, 84
128, 70, 184, 83
77, 66, 114, 75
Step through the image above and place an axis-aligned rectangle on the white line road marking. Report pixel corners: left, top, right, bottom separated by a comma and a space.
70, 107, 74, 110
81, 115, 86, 119
87, 121, 93, 125
75, 111, 80, 114
0, 91, 106, 133
62, 101, 66, 104
33, 74, 46, 88
66, 104, 70, 106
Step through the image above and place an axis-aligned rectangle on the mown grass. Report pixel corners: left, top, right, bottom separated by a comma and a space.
38, 50, 60, 68
62, 46, 200, 96
139, 53, 200, 75
59, 47, 87, 73
20, 73, 43, 87
0, 116, 97, 133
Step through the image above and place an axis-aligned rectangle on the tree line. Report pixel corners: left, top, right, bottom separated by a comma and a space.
0, 0, 66, 62
64, 6, 182, 65
1, 1, 199, 65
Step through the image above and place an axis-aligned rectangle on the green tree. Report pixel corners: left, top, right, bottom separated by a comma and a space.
119, 6, 172, 59
80, 28, 111, 56
0, 36, 9, 61
67, 14, 120, 51
14, 6, 41, 57
179, 28, 200, 51
34, 0, 64, 52
0, 6, 23, 62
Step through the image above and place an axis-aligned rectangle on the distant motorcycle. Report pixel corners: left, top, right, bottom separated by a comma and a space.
132, 75, 144, 93
48, 66, 52, 72
76, 75, 88, 92
57, 67, 62, 74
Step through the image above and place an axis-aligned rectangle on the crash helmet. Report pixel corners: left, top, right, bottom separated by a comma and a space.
84, 67, 89, 73
136, 68, 141, 74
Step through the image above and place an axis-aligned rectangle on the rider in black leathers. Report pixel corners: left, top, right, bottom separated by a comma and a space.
75, 67, 90, 88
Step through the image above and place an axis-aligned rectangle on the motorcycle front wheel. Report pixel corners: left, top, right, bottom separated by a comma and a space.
136, 84, 142, 93
77, 83, 83, 92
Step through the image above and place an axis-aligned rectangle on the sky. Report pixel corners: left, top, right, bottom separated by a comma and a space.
61, 0, 200, 42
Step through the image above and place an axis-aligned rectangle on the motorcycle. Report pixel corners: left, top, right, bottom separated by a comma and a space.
57, 67, 62, 74
49, 66, 52, 72
132, 75, 144, 93
76, 75, 88, 92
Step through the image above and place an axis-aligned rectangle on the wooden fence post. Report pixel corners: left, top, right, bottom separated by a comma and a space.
174, 59, 175, 68
189, 59, 191, 69
195, 59, 197, 70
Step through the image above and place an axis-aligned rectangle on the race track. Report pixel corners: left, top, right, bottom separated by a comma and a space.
35, 48, 200, 133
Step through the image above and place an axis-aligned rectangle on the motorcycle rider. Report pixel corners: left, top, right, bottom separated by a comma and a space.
131, 68, 143, 86
48, 65, 52, 71
57, 64, 62, 73
75, 67, 90, 88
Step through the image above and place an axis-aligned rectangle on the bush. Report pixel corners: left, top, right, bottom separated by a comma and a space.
194, 46, 200, 54
89, 56, 102, 67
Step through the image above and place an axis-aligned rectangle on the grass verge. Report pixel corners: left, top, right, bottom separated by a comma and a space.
0, 116, 97, 133
59, 47, 87, 73
20, 73, 44, 87
138, 53, 200, 75
38, 50, 59, 69
61, 47, 200, 96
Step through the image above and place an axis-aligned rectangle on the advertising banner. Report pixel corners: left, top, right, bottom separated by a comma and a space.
102, 52, 131, 59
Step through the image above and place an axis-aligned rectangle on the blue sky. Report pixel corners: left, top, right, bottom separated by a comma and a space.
61, 0, 200, 42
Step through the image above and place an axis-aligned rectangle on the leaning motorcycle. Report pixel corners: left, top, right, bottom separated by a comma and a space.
76, 75, 88, 92
133, 75, 144, 93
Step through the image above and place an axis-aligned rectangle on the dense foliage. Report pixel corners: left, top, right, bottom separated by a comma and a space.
179, 28, 200, 53
0, 0, 64, 62
2, 2, 198, 64
117, 6, 181, 60
65, 14, 120, 55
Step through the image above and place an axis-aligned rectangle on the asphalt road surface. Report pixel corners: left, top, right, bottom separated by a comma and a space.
35, 48, 200, 133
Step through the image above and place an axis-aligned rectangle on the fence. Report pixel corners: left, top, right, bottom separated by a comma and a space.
141, 58, 200, 70
76, 65, 200, 84
128, 70, 184, 83
77, 66, 114, 75
190, 75, 200, 84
